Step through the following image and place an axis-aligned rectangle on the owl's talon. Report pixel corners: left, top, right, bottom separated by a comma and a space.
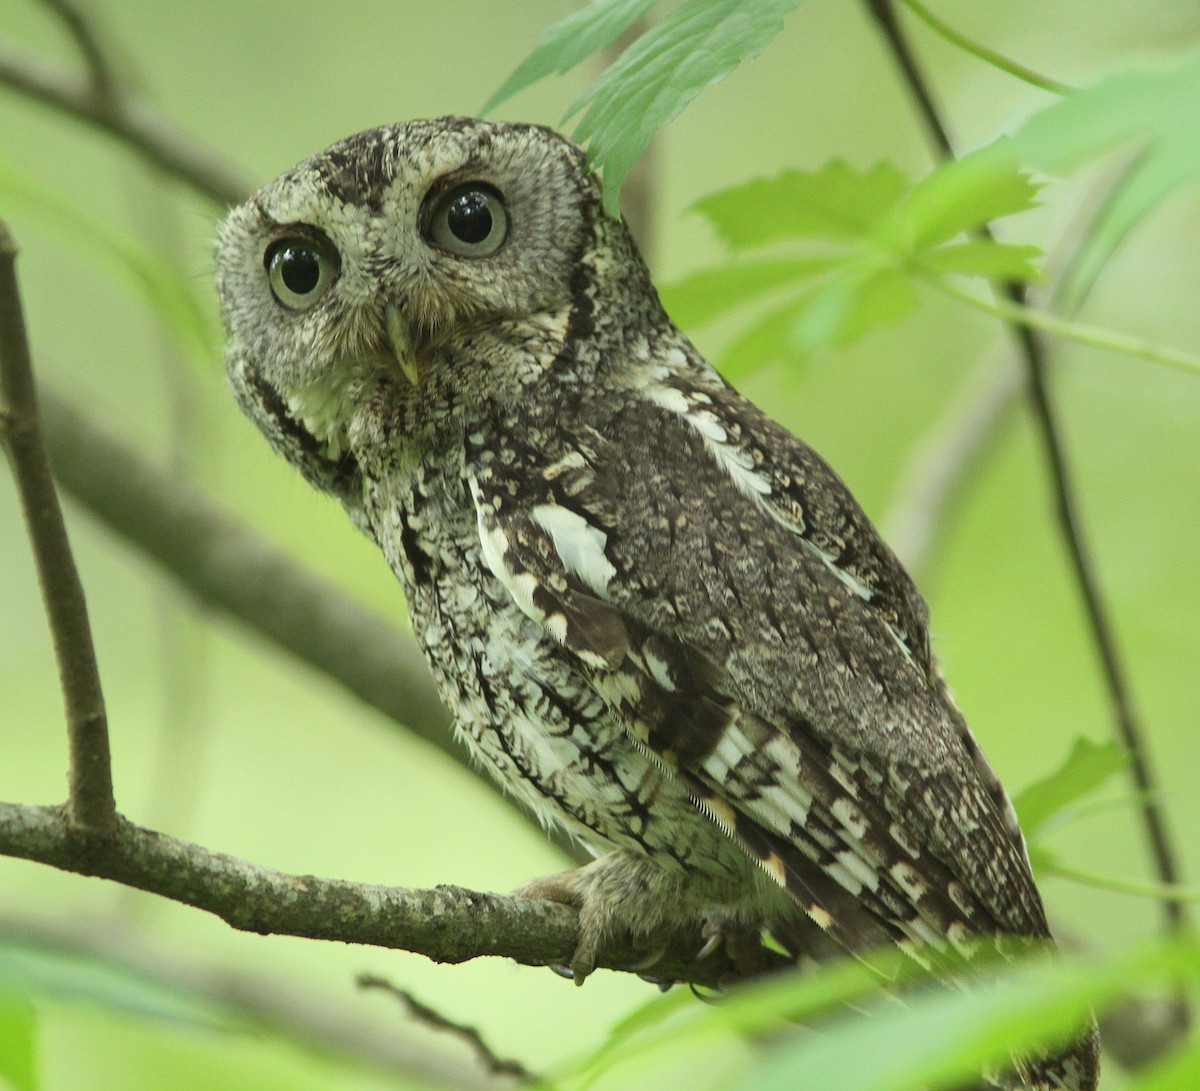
637, 973, 676, 992
696, 931, 723, 961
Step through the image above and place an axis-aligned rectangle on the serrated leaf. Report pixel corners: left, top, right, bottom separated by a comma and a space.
881, 140, 1041, 254
481, 0, 661, 114
660, 256, 837, 328
0, 993, 36, 1091
1012, 56, 1200, 310
569, 0, 805, 213
1012, 738, 1128, 838
919, 239, 1043, 280
694, 161, 909, 249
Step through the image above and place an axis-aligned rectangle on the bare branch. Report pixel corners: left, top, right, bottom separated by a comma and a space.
37, 0, 118, 99
0, 800, 775, 989
0, 40, 247, 207
862, 0, 1190, 954
359, 975, 539, 1084
0, 222, 115, 834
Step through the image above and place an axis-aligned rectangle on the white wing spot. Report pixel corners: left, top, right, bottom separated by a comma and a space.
890, 861, 928, 904
642, 380, 773, 499
470, 477, 543, 622
888, 822, 920, 860
836, 850, 880, 892
641, 648, 677, 693
530, 503, 617, 593
831, 797, 868, 841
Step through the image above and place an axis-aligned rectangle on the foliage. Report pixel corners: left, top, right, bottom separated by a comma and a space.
2, 0, 1199, 1089
485, 0, 806, 213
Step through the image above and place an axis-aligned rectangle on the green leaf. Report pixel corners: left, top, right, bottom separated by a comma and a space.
693, 161, 909, 249
480, 0, 661, 114
0, 993, 36, 1091
0, 946, 238, 1033
569, 0, 805, 213
918, 239, 1043, 280
741, 935, 1200, 1091
880, 141, 1041, 254
1011, 56, 1200, 309
1012, 737, 1128, 838
660, 256, 837, 328
565, 948, 906, 1086
0, 163, 218, 368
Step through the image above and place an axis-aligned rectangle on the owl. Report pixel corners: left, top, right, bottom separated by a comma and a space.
216, 117, 1098, 1089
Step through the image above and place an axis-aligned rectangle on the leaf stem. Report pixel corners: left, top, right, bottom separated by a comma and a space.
928, 273, 1200, 377
896, 0, 1072, 95
1048, 862, 1200, 904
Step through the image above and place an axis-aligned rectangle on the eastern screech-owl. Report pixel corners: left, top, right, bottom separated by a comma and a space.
215, 117, 1098, 1090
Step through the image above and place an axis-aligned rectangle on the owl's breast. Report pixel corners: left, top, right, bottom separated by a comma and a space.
360, 451, 754, 888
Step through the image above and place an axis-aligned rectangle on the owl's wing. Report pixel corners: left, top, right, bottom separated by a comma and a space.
467, 381, 1049, 958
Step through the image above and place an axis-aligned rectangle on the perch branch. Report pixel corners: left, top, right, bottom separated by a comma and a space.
0, 223, 115, 834
0, 801, 773, 990
863, 0, 1188, 945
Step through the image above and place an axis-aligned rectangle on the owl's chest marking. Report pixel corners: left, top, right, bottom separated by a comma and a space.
359, 445, 753, 888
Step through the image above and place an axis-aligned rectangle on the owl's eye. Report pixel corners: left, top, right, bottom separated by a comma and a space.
426, 184, 508, 257
264, 234, 339, 310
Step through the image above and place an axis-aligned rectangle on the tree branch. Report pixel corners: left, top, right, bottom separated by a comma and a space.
37, 0, 118, 100
0, 800, 773, 990
0, 222, 116, 834
0, 39, 247, 207
862, 0, 1189, 947
359, 975, 540, 1084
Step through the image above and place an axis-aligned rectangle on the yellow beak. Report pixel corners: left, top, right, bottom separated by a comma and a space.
386, 305, 419, 387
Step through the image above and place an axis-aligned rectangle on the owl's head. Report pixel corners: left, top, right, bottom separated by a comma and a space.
216, 117, 644, 499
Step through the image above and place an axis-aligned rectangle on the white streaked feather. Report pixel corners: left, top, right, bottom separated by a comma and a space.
530, 503, 617, 594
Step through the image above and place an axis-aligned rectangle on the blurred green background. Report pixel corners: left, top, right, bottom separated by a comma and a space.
2, 1, 1198, 1087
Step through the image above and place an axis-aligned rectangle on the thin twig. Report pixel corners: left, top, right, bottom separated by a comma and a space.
37, 0, 117, 99
0, 800, 778, 989
0, 40, 247, 207
863, 0, 1190, 950
0, 912, 495, 1091
0, 222, 116, 834
359, 975, 539, 1084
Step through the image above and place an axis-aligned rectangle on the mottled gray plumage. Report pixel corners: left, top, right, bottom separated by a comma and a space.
215, 117, 1097, 1089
